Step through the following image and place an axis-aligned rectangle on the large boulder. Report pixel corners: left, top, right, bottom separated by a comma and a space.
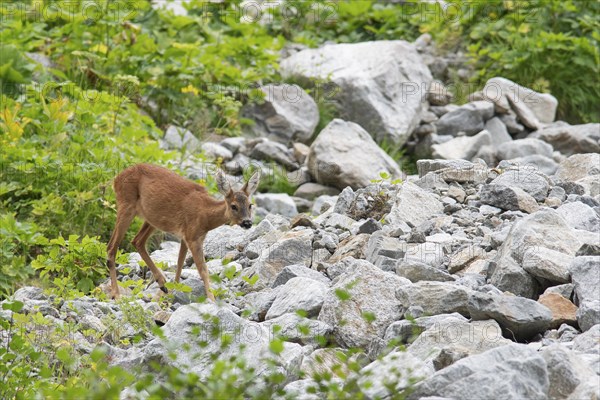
299, 348, 359, 379
521, 246, 573, 284
395, 260, 455, 282
482, 77, 558, 123
407, 319, 511, 369
468, 292, 553, 341
241, 83, 319, 144
537, 293, 578, 329
254, 193, 298, 218
204, 225, 249, 259
556, 201, 600, 232
407, 344, 550, 400
541, 344, 600, 400
384, 313, 468, 344
396, 282, 471, 317
261, 313, 333, 346
271, 264, 330, 288
572, 324, 600, 354
357, 349, 432, 399
318, 259, 411, 349
570, 256, 600, 331
530, 123, 600, 156
496, 138, 553, 160
307, 119, 402, 190
554, 153, 600, 196
385, 182, 443, 228
484, 117, 512, 146
265, 277, 329, 320
280, 40, 432, 145
433, 101, 494, 136
489, 209, 581, 298
159, 125, 200, 152
490, 167, 550, 202
416, 159, 488, 184
479, 184, 539, 214
143, 303, 303, 380
244, 229, 314, 290
249, 140, 299, 170
431, 130, 492, 160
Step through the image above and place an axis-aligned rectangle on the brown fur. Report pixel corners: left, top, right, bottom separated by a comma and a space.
106, 163, 259, 300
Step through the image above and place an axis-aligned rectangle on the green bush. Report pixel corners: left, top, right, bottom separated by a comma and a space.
31, 234, 119, 297
424, 0, 600, 123
267, 0, 424, 46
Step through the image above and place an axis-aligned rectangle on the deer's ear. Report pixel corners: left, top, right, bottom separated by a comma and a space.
244, 170, 260, 196
215, 170, 232, 196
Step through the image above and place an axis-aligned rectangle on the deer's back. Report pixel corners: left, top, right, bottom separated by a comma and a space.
114, 164, 208, 233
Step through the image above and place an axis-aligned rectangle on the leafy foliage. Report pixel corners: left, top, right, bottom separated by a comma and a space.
0, 289, 417, 399
424, 0, 600, 122
266, 0, 424, 46
0, 1, 596, 398
31, 234, 118, 297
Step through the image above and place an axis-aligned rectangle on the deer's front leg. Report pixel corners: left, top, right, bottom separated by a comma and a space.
189, 238, 215, 301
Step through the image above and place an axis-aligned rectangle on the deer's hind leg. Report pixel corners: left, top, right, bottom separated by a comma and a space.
107, 207, 136, 299
131, 222, 168, 294
174, 241, 188, 283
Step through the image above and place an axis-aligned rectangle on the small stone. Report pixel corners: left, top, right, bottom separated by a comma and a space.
447, 185, 466, 203
201, 142, 233, 161
153, 310, 172, 326
250, 140, 299, 170
254, 193, 298, 218
357, 218, 382, 234
538, 293, 578, 329
479, 184, 539, 213
294, 182, 340, 200
325, 213, 356, 231
271, 264, 330, 288
292, 142, 310, 164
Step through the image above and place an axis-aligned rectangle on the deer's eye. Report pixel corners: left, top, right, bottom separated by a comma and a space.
249, 204, 253, 210
231, 204, 238, 211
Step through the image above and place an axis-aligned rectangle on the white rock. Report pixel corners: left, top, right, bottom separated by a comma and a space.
483, 77, 558, 123
281, 40, 432, 145
307, 119, 402, 190
254, 193, 298, 218
265, 277, 328, 320
242, 83, 319, 144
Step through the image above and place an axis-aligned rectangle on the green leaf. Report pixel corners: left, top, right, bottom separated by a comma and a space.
362, 311, 376, 323
269, 338, 284, 355
76, 277, 94, 293
2, 301, 24, 312
335, 288, 351, 301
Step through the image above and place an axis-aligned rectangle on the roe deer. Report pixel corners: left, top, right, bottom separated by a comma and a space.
106, 163, 260, 300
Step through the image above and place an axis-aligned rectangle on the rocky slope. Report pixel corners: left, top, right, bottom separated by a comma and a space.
4, 36, 600, 399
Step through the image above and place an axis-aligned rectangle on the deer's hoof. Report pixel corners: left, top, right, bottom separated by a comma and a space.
160, 286, 169, 294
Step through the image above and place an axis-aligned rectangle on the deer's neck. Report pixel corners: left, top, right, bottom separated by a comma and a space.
203, 197, 230, 231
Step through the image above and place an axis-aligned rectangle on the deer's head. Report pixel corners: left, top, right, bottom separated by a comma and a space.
216, 169, 260, 229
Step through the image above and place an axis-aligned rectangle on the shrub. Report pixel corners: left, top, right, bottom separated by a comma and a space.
424, 0, 600, 123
